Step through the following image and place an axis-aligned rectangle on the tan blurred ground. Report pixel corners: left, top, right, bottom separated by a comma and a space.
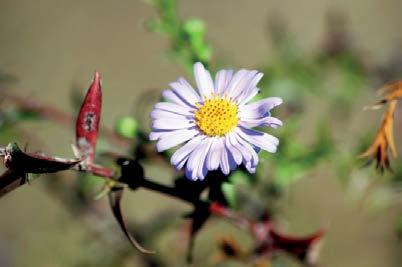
1, 0, 402, 266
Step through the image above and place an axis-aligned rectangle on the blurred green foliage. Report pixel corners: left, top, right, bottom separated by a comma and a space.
146, 0, 212, 72
115, 116, 140, 139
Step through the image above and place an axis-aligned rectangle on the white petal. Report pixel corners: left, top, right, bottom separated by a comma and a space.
236, 127, 278, 153
152, 119, 195, 130
154, 102, 194, 116
215, 69, 233, 96
156, 128, 199, 152
171, 135, 205, 169
194, 62, 214, 97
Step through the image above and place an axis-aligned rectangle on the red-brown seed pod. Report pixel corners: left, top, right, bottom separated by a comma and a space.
76, 72, 102, 163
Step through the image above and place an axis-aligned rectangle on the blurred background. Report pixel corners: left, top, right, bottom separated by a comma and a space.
1, 0, 402, 266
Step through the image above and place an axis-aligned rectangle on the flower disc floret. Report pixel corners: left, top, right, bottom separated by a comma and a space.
195, 97, 238, 137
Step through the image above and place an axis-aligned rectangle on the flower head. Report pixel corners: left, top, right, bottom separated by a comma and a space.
150, 62, 282, 180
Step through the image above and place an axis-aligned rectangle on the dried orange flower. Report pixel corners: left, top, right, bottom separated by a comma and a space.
377, 81, 402, 104
360, 81, 400, 172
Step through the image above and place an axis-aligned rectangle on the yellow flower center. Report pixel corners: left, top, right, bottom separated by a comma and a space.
195, 97, 239, 137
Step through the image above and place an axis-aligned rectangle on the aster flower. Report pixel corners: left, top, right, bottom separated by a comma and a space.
150, 62, 282, 180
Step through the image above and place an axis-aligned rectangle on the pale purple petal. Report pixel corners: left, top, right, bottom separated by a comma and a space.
186, 144, 204, 173
225, 70, 258, 100
236, 72, 263, 103
227, 150, 238, 171
220, 145, 230, 175
150, 109, 191, 120
194, 62, 214, 97
171, 135, 205, 169
150, 128, 191, 141
150, 130, 167, 141
197, 163, 208, 180
236, 127, 278, 153
156, 128, 199, 152
240, 87, 260, 105
185, 168, 193, 181
245, 147, 259, 173
222, 69, 247, 97
239, 116, 283, 129
239, 97, 283, 118
170, 78, 201, 106
232, 131, 258, 172
236, 134, 259, 173
215, 69, 233, 96
162, 89, 188, 107
246, 164, 256, 173
225, 133, 242, 165
196, 140, 213, 180
154, 102, 194, 116
186, 139, 212, 180
152, 119, 195, 130
228, 133, 252, 163
206, 137, 221, 170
